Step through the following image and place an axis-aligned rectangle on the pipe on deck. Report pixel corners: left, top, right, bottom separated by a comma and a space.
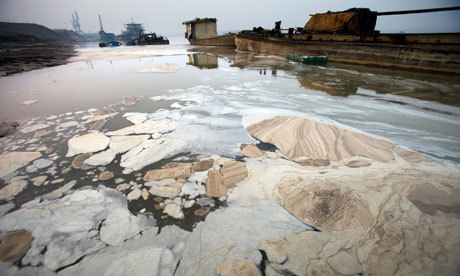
376, 6, 460, 16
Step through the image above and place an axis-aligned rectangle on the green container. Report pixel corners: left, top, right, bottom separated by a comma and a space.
302, 56, 311, 64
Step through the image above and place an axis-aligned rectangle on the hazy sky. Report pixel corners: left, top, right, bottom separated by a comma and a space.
0, 0, 459, 35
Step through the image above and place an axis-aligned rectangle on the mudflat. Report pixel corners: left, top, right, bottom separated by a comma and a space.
0, 42, 75, 76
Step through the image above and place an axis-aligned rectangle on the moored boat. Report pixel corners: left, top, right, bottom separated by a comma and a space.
235, 7, 460, 74
186, 33, 236, 47
121, 20, 169, 46
135, 33, 169, 45
99, 41, 122, 47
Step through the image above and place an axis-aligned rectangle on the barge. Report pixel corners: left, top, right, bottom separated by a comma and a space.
235, 7, 460, 74
121, 21, 169, 46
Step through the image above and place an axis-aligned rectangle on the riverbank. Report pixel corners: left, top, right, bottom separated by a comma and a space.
0, 22, 80, 77
0, 42, 76, 77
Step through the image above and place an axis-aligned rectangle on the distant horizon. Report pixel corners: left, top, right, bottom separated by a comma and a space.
1, 0, 459, 35
1, 21, 459, 38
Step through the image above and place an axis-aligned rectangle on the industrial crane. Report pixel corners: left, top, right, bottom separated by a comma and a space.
71, 11, 82, 33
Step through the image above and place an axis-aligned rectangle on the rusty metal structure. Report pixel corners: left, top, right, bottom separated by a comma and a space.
303, 6, 460, 34
236, 6, 460, 74
304, 8, 377, 34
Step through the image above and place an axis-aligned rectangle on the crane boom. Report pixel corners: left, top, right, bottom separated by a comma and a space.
99, 15, 104, 32
71, 11, 82, 33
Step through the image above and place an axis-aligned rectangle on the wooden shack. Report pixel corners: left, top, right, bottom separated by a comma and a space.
182, 18, 218, 40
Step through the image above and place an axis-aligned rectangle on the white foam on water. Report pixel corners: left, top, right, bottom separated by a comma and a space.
71, 45, 189, 62
356, 88, 460, 118
147, 72, 460, 163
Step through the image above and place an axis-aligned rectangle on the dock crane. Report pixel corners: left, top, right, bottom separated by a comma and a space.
98, 14, 105, 35
98, 14, 118, 46
71, 11, 82, 33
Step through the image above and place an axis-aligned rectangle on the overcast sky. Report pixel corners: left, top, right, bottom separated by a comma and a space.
0, 0, 459, 35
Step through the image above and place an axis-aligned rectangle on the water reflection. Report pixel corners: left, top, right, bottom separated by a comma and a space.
187, 54, 218, 69
296, 66, 360, 96
187, 47, 291, 72
189, 47, 460, 107
232, 51, 292, 71
295, 63, 460, 106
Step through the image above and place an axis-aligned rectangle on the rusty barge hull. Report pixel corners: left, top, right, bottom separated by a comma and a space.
235, 33, 460, 74
188, 34, 236, 47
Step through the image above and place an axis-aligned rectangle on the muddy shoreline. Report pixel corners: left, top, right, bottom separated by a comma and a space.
0, 42, 76, 77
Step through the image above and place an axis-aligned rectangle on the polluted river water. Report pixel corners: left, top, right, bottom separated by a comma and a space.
0, 43, 460, 275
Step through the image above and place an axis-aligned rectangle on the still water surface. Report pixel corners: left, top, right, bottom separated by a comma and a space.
1, 44, 459, 163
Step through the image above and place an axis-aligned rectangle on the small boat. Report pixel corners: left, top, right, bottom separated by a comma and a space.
287, 54, 328, 65
127, 33, 169, 46
99, 41, 122, 47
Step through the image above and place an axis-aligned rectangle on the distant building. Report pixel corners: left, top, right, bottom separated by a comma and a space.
182, 18, 217, 40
